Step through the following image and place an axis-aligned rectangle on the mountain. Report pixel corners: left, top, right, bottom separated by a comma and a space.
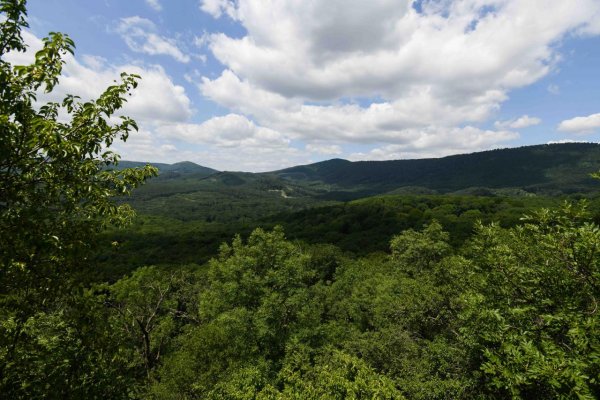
116, 160, 218, 178
116, 143, 600, 222
272, 143, 600, 197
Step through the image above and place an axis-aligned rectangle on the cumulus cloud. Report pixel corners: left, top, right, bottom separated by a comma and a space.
4, 29, 307, 171
116, 16, 190, 63
5, 30, 193, 125
114, 122, 300, 171
348, 126, 519, 161
8, 36, 186, 161
195, 0, 600, 158
156, 113, 290, 148
112, 129, 175, 162
494, 115, 541, 129
202, 0, 599, 101
558, 113, 600, 134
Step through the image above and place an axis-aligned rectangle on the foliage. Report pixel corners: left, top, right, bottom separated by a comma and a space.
2, 2, 600, 399
134, 204, 600, 398
96, 194, 574, 281
459, 203, 600, 398
0, 0, 156, 396
102, 265, 200, 379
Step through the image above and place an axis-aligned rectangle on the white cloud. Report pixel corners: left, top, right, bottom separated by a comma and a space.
547, 139, 581, 144
188, 145, 306, 172
203, 0, 598, 101
193, 31, 210, 48
112, 128, 172, 161
156, 113, 289, 148
145, 0, 162, 12
558, 113, 600, 134
494, 115, 541, 129
200, 0, 239, 19
81, 54, 108, 70
201, 71, 509, 147
49, 60, 192, 123
195, 0, 600, 158
4, 30, 42, 65
5, 30, 193, 124
116, 16, 190, 63
348, 126, 519, 161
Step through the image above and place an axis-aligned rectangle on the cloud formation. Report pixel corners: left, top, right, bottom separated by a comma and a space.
349, 126, 519, 161
8, 2, 600, 171
156, 114, 290, 149
6, 30, 193, 123
495, 115, 541, 129
116, 16, 190, 63
4, 30, 202, 164
558, 113, 600, 134
195, 0, 600, 159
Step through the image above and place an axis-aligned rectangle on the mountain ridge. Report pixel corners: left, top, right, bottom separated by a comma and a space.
270, 143, 600, 195
115, 160, 219, 178
119, 143, 600, 216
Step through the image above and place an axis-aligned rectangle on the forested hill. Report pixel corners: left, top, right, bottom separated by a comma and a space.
116, 160, 218, 178
118, 144, 600, 214
273, 143, 600, 195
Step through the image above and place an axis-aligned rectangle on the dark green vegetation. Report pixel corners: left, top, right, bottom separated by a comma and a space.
119, 143, 600, 219
2, 2, 600, 399
99, 195, 567, 280
273, 142, 600, 198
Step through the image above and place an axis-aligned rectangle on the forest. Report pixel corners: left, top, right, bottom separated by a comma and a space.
1, 1, 599, 399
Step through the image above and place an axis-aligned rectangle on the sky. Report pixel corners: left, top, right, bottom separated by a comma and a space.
9, 0, 600, 171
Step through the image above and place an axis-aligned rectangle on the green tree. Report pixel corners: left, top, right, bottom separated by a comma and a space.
0, 0, 157, 396
460, 203, 600, 398
104, 265, 199, 380
150, 228, 331, 398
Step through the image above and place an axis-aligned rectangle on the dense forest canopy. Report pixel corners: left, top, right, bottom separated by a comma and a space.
1, 1, 599, 399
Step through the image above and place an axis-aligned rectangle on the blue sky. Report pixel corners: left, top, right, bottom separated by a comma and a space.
15, 0, 600, 171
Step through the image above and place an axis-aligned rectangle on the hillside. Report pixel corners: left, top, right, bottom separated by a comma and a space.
116, 143, 600, 222
115, 160, 218, 178
124, 169, 334, 222
273, 143, 600, 197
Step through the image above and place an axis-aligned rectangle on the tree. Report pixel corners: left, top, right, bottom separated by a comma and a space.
460, 203, 600, 398
0, 0, 157, 396
104, 266, 199, 380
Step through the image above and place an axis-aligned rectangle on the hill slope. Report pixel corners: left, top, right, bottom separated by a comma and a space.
116, 160, 218, 178
273, 143, 600, 197
117, 143, 600, 223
